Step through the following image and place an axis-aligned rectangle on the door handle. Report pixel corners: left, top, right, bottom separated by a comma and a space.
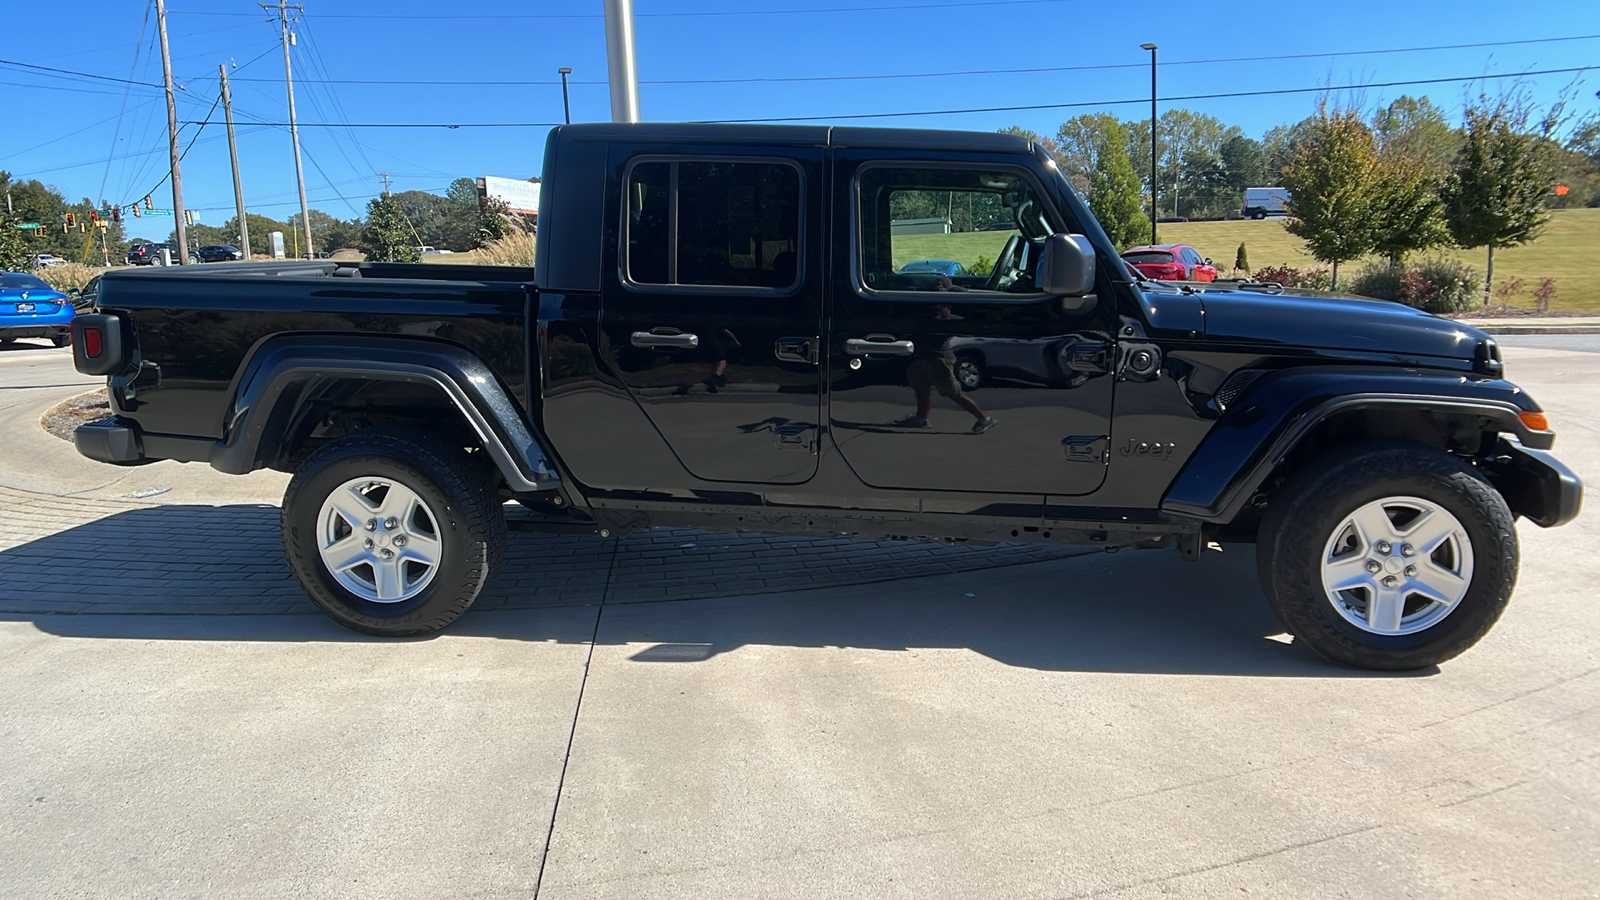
845, 338, 914, 357
631, 330, 699, 350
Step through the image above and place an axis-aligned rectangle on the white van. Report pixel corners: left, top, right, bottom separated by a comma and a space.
1242, 187, 1291, 219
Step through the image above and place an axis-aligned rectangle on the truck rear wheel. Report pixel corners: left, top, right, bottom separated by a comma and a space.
1256, 441, 1517, 670
281, 428, 506, 636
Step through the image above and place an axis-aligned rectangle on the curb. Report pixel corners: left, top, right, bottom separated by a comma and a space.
1476, 325, 1600, 335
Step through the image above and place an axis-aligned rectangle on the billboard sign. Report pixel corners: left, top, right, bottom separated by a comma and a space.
481, 176, 541, 215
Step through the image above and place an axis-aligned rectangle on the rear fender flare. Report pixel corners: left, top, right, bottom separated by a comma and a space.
211, 335, 560, 494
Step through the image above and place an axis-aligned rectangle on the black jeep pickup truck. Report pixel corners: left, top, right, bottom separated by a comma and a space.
69, 124, 1581, 669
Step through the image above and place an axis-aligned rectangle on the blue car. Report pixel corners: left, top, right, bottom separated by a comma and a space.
0, 271, 76, 348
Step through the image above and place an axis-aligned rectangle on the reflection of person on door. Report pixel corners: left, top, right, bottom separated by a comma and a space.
895, 302, 996, 434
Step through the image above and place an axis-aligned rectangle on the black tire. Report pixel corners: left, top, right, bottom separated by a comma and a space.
1251, 211, 1267, 220
954, 355, 983, 391
280, 428, 507, 636
1256, 440, 1517, 670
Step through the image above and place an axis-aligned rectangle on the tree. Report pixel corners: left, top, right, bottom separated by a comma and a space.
289, 209, 363, 253
1373, 96, 1461, 174
1218, 135, 1268, 193
0, 172, 128, 264
1234, 242, 1248, 274
1369, 151, 1449, 267
0, 213, 33, 271
1441, 94, 1559, 304
360, 193, 419, 262
1087, 121, 1150, 249
1263, 115, 1318, 180
1054, 113, 1123, 195
1280, 105, 1381, 288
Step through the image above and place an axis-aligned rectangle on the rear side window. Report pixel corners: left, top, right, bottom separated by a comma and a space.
624, 159, 802, 291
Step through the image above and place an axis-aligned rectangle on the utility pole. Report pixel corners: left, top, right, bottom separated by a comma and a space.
602, 0, 641, 123
220, 63, 251, 258
156, 0, 189, 263
263, 0, 313, 258
379, 172, 392, 195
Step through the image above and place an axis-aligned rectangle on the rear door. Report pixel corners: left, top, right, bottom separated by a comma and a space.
596, 147, 826, 485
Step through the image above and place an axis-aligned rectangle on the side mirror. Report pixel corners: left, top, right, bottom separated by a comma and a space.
1038, 234, 1096, 306
1203, 257, 1213, 266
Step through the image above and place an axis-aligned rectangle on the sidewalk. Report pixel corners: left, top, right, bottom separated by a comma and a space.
1456, 316, 1600, 335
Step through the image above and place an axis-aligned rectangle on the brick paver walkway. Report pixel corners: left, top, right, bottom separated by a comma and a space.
0, 485, 1089, 617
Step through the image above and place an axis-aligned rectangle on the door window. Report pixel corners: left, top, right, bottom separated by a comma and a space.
856, 166, 1058, 297
624, 159, 802, 291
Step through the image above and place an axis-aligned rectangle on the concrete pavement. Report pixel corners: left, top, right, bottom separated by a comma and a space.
1, 338, 1597, 898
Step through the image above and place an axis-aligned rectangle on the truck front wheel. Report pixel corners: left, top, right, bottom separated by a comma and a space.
281, 428, 506, 636
1256, 441, 1517, 670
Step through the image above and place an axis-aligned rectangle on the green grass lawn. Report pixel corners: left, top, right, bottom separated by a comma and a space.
418, 208, 1600, 311
1160, 208, 1600, 312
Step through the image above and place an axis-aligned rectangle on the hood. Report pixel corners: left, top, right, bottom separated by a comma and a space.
1199, 287, 1489, 364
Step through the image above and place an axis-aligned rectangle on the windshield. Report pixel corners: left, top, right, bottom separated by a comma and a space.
0, 273, 52, 291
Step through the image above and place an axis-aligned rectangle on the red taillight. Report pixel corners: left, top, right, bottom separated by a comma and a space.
83, 326, 103, 358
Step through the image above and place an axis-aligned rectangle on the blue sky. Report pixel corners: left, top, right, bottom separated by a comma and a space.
3, 0, 1597, 243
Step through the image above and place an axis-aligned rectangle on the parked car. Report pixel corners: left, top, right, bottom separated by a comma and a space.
126, 243, 200, 266
897, 259, 968, 277
1120, 244, 1217, 282
67, 122, 1582, 671
33, 254, 68, 269
1243, 187, 1291, 219
197, 245, 244, 263
0, 271, 75, 347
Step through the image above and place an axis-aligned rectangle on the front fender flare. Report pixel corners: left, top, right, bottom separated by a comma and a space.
1161, 366, 1551, 523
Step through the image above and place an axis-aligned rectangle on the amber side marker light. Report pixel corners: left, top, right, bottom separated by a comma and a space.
1520, 411, 1550, 432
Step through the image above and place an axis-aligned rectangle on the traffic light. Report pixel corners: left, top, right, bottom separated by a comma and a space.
143, 196, 153, 210
65, 213, 76, 229
111, 207, 122, 224
183, 210, 193, 226
132, 206, 141, 218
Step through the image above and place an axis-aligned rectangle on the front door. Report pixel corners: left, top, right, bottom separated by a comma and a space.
598, 148, 825, 485
826, 156, 1117, 496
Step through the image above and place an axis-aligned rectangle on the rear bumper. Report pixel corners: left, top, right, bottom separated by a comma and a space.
0, 324, 70, 339
73, 416, 214, 467
1489, 437, 1583, 528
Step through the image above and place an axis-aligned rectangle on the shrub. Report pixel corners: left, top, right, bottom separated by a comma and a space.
34, 262, 100, 295
1493, 276, 1525, 304
1250, 264, 1332, 291
1234, 242, 1248, 274
1533, 277, 1556, 313
1347, 265, 1403, 301
969, 254, 995, 276
473, 231, 537, 267
1395, 256, 1478, 314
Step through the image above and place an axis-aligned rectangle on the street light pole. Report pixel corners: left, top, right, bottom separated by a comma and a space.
1140, 42, 1158, 246
558, 68, 572, 124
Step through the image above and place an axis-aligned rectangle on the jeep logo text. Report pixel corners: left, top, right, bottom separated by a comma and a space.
1119, 439, 1176, 459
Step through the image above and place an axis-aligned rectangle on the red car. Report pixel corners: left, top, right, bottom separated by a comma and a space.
1120, 244, 1217, 282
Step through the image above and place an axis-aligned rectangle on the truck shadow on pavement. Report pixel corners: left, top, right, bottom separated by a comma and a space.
0, 503, 1421, 677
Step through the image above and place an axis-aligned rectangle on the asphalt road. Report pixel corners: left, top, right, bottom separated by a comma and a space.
0, 337, 1596, 899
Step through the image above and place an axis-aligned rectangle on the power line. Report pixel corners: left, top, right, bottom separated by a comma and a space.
704, 65, 1598, 123
179, 65, 1594, 130
165, 0, 1075, 20
0, 57, 162, 88
223, 34, 1600, 88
